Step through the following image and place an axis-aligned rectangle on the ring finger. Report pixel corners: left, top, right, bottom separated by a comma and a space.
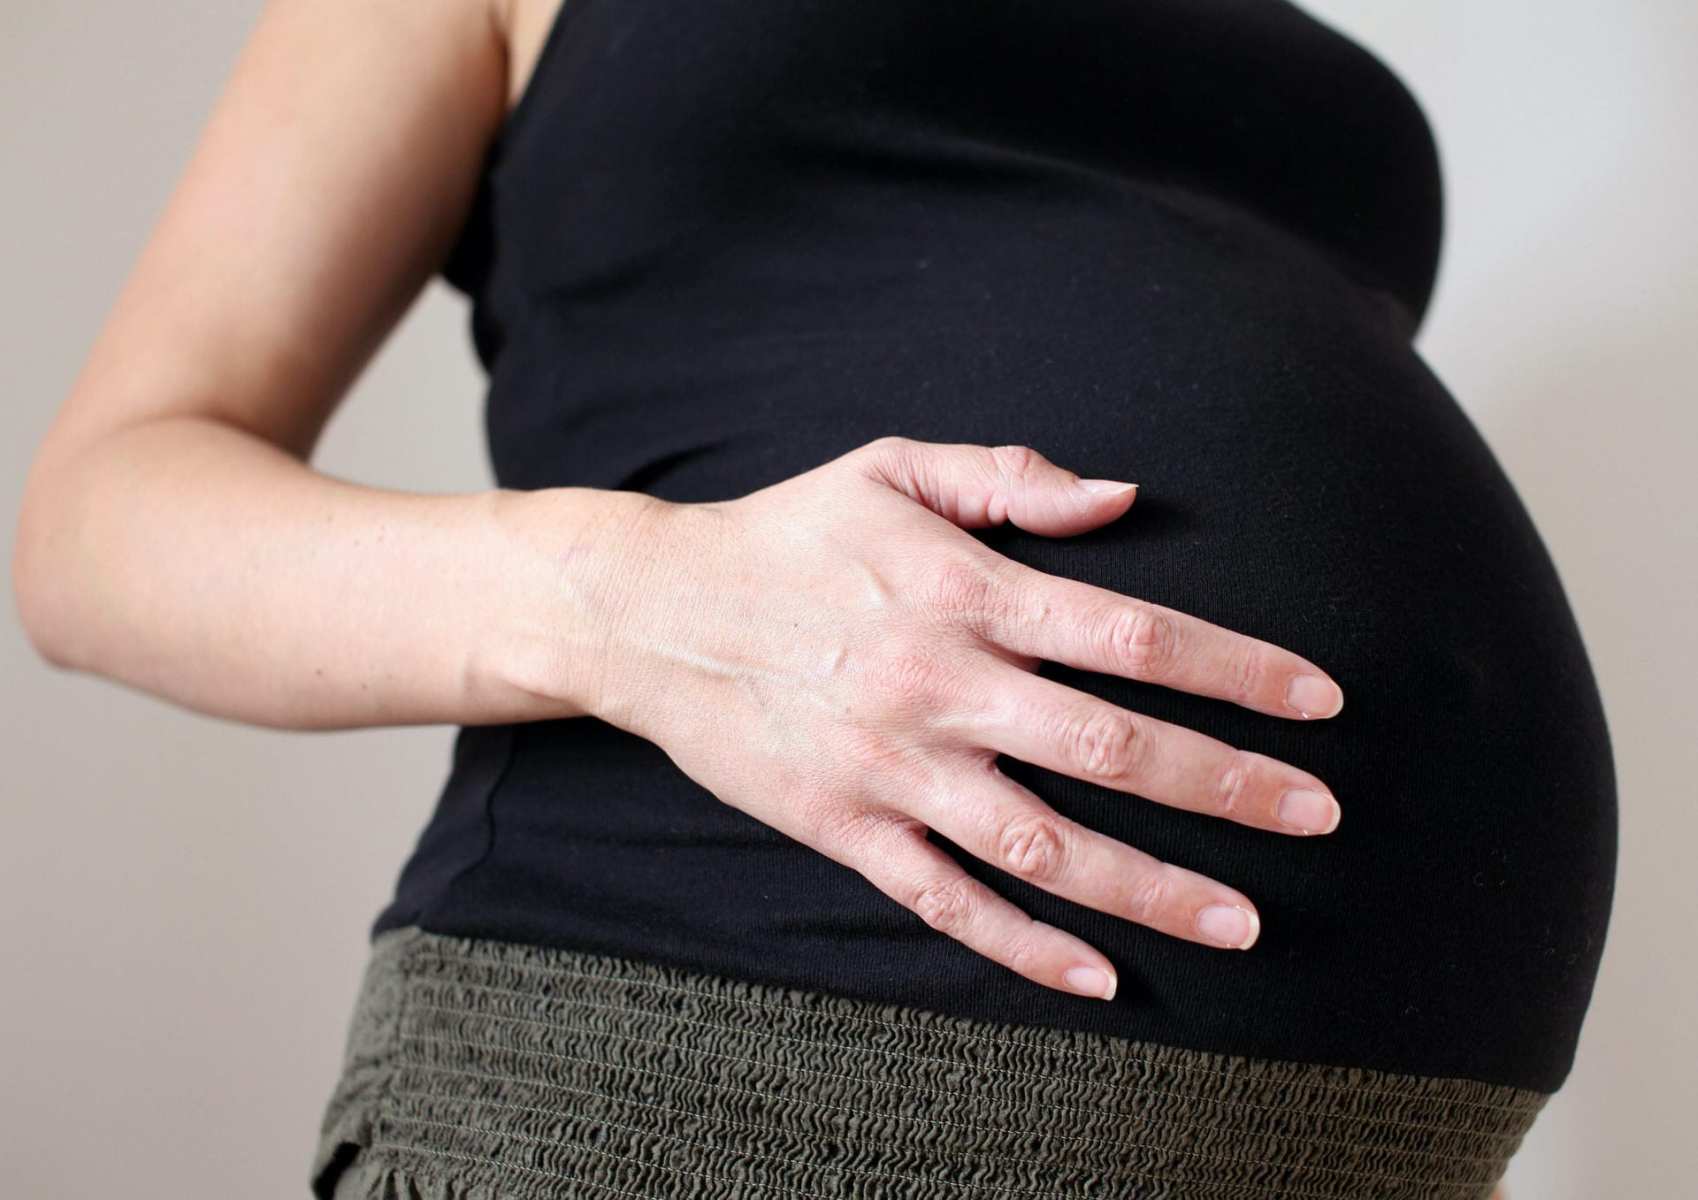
906, 752, 1263, 950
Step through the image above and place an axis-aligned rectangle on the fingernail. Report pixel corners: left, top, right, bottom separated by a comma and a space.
1285, 673, 1343, 718
1062, 965, 1118, 1000
1278, 788, 1341, 835
1078, 479, 1138, 496
1196, 904, 1259, 949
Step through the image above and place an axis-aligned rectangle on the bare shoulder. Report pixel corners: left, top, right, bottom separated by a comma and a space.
38, 0, 517, 468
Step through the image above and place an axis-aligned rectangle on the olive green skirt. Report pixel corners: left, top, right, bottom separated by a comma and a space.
310, 926, 1547, 1200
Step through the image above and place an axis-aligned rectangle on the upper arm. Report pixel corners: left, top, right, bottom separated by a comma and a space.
40, 0, 511, 463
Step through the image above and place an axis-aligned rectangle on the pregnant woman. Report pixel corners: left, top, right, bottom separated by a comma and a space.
13, 0, 1618, 1197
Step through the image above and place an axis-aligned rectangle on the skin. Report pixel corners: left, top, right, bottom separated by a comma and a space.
12, 6, 1525, 1188
9, 0, 1353, 1005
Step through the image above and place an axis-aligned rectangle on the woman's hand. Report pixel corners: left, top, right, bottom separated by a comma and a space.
522, 436, 1346, 1002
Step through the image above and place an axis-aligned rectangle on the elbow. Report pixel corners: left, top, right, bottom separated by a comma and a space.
11, 470, 84, 672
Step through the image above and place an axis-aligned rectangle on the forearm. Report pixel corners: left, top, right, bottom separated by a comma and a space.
12, 413, 652, 730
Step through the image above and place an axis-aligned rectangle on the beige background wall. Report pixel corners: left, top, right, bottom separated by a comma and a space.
3, 1, 1692, 1195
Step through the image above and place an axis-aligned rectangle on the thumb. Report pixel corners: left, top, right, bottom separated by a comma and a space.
852, 436, 1137, 535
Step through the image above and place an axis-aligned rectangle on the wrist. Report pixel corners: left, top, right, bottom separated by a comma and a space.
480, 484, 673, 723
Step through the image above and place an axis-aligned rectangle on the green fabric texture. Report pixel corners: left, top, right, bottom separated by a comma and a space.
311, 926, 1549, 1199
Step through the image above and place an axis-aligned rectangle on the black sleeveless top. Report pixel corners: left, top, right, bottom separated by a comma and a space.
375, 0, 1616, 1094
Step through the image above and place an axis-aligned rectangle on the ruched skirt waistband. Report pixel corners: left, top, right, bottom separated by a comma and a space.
311, 926, 1548, 1200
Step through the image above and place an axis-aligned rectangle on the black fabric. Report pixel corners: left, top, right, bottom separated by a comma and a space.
375, 0, 1617, 1095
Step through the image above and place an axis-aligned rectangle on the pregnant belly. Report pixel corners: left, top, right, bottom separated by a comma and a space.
410, 199, 1618, 1096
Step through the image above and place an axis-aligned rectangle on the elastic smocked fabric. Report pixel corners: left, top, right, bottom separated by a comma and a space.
314, 927, 1547, 1200
373, 0, 1617, 1103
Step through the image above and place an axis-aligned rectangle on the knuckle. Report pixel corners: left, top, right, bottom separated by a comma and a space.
923, 556, 1004, 628
1212, 751, 1253, 819
863, 433, 913, 459
995, 811, 1070, 882
1123, 866, 1174, 925
910, 875, 977, 935
839, 722, 939, 780
867, 646, 953, 709
999, 931, 1044, 975
853, 434, 917, 477
834, 805, 920, 860
1230, 641, 1268, 704
988, 443, 1042, 482
1067, 707, 1145, 781
789, 786, 855, 849
1109, 606, 1177, 678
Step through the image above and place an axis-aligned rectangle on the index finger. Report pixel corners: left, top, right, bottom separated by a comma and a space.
960, 559, 1345, 720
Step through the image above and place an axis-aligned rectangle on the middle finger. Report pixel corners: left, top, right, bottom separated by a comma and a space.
952, 657, 1343, 836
